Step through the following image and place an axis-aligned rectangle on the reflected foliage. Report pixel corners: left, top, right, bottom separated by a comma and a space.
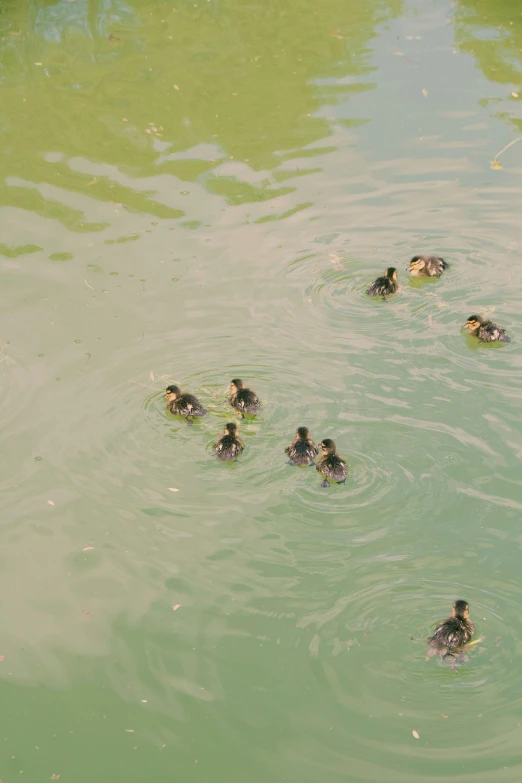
0, 0, 400, 222
454, 0, 522, 135
454, 0, 522, 85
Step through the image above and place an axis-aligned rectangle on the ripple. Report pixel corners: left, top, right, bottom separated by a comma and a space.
287, 570, 522, 779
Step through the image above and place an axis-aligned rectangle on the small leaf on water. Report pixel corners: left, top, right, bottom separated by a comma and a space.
412, 730, 420, 739
51, 776, 60, 780
47, 500, 55, 506
150, 371, 155, 381
512, 92, 518, 98
0, 656, 4, 662
168, 488, 179, 492
141, 700, 148, 703
422, 88, 428, 97
172, 604, 182, 611
125, 729, 134, 733
83, 546, 94, 551
82, 610, 93, 617
441, 714, 449, 719
495, 637, 500, 645
490, 159, 502, 169
173, 84, 180, 91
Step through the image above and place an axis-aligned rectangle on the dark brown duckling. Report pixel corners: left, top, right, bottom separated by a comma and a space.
463, 314, 511, 343
229, 378, 261, 417
427, 600, 475, 660
407, 255, 448, 277
285, 427, 318, 467
213, 422, 244, 461
165, 385, 207, 424
316, 439, 348, 487
366, 267, 399, 301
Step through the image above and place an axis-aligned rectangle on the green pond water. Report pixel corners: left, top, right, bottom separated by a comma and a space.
2, 0, 522, 780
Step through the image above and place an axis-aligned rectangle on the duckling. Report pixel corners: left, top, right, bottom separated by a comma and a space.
285, 427, 318, 466
229, 378, 261, 417
427, 600, 475, 660
366, 267, 399, 300
316, 439, 348, 487
463, 314, 511, 343
213, 422, 244, 461
408, 255, 448, 277
165, 385, 207, 423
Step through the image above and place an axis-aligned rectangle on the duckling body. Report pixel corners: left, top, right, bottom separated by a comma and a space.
229, 378, 261, 417
165, 385, 207, 423
285, 427, 318, 466
213, 423, 244, 461
316, 439, 348, 487
464, 314, 510, 343
366, 267, 399, 300
427, 600, 475, 659
408, 255, 448, 277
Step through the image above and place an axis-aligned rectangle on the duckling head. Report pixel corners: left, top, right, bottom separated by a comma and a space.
230, 378, 244, 394
464, 314, 485, 331
452, 599, 470, 620
297, 426, 310, 439
165, 384, 181, 402
408, 256, 426, 272
320, 438, 336, 455
225, 422, 238, 435
385, 267, 398, 283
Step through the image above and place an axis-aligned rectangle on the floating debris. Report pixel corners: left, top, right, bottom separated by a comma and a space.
490, 136, 522, 169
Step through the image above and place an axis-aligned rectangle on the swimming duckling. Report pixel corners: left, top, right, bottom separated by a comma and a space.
408, 255, 448, 277
366, 267, 399, 300
213, 422, 244, 461
463, 314, 511, 343
316, 439, 348, 487
427, 600, 475, 660
229, 378, 261, 417
165, 385, 207, 423
285, 427, 318, 466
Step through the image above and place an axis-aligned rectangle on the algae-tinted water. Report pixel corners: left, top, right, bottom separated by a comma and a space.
1, 0, 522, 780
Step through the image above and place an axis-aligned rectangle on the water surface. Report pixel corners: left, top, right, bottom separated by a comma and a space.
1, 0, 522, 780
